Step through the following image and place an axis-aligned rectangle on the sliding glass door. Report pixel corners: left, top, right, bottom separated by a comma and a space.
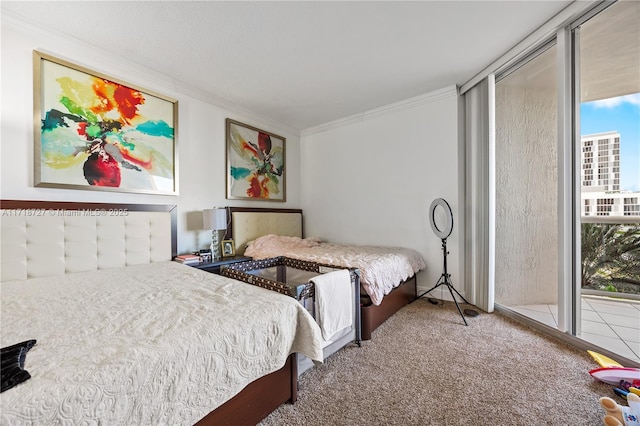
493, 0, 639, 364
575, 0, 640, 362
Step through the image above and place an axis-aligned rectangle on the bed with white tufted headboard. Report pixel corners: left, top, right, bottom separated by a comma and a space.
0, 200, 176, 281
0, 200, 323, 425
226, 206, 426, 340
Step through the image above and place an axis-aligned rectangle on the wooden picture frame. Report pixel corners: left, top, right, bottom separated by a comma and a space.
221, 239, 236, 257
226, 118, 285, 202
33, 51, 179, 195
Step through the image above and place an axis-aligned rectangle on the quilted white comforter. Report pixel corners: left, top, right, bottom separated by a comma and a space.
244, 235, 426, 305
0, 261, 323, 425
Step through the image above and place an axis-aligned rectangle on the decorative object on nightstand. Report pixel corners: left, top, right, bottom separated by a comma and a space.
174, 254, 202, 265
198, 248, 212, 263
222, 239, 235, 257
202, 208, 227, 261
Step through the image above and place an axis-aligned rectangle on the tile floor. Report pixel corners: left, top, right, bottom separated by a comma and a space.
510, 295, 640, 364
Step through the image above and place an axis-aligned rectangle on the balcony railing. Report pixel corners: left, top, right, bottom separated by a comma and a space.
582, 216, 640, 224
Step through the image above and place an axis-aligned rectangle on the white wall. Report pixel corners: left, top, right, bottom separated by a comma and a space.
300, 87, 464, 296
1, 16, 302, 256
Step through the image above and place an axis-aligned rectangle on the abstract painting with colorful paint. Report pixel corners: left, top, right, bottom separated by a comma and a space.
34, 51, 177, 194
226, 118, 285, 202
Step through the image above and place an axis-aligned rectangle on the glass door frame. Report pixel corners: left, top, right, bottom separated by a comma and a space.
556, 24, 577, 335
561, 1, 618, 338
492, 1, 616, 337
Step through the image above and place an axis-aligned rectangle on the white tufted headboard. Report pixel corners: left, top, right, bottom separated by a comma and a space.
227, 207, 303, 255
0, 200, 177, 282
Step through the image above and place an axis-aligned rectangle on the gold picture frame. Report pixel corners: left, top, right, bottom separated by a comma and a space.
226, 118, 285, 202
221, 239, 236, 257
33, 50, 179, 194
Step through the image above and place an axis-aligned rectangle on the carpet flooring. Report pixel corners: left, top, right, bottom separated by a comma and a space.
260, 298, 617, 425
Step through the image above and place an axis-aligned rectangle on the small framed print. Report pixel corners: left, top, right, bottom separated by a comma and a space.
221, 239, 236, 257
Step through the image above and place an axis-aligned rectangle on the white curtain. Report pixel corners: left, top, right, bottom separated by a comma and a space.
463, 75, 495, 313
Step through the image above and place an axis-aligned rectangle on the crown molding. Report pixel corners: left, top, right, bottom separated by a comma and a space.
301, 85, 458, 137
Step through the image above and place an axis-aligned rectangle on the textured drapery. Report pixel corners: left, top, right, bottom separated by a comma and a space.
463, 76, 495, 312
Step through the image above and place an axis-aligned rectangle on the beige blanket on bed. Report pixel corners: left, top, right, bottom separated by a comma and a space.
245, 235, 426, 305
0, 261, 323, 425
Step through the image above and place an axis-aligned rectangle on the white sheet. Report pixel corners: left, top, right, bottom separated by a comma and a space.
0, 261, 323, 425
245, 235, 426, 305
310, 270, 353, 341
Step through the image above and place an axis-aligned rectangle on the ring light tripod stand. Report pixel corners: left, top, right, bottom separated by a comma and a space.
415, 198, 476, 325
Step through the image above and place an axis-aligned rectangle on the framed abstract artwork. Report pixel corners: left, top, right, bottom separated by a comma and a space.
33, 51, 178, 194
226, 118, 286, 202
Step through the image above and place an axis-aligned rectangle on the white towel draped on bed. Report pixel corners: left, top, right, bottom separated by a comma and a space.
310, 269, 353, 341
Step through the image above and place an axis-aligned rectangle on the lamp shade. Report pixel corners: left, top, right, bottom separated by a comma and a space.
202, 208, 227, 231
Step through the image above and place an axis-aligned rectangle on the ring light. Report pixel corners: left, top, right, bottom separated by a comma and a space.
429, 198, 453, 240
415, 197, 478, 325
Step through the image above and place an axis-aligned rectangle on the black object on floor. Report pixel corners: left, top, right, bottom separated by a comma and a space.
464, 309, 479, 317
427, 298, 439, 305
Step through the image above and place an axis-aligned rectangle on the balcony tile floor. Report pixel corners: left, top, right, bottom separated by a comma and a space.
510, 295, 640, 364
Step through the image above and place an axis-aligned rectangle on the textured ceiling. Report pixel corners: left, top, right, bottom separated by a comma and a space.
2, 1, 574, 131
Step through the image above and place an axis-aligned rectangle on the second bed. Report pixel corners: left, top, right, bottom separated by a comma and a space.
225, 207, 426, 340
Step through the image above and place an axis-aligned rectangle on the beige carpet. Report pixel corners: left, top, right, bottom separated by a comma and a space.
260, 299, 617, 425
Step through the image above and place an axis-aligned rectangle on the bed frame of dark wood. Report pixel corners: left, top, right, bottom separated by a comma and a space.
196, 354, 298, 425
360, 276, 417, 340
1, 200, 301, 426
226, 206, 418, 341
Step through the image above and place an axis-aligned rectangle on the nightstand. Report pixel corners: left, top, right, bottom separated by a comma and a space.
190, 256, 252, 275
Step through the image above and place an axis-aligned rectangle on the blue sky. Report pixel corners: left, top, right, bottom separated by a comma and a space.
581, 93, 640, 192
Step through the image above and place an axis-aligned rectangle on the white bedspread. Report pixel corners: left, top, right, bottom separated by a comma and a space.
0, 261, 323, 425
245, 235, 426, 305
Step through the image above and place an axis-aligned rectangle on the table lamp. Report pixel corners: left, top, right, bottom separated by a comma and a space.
202, 208, 227, 261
